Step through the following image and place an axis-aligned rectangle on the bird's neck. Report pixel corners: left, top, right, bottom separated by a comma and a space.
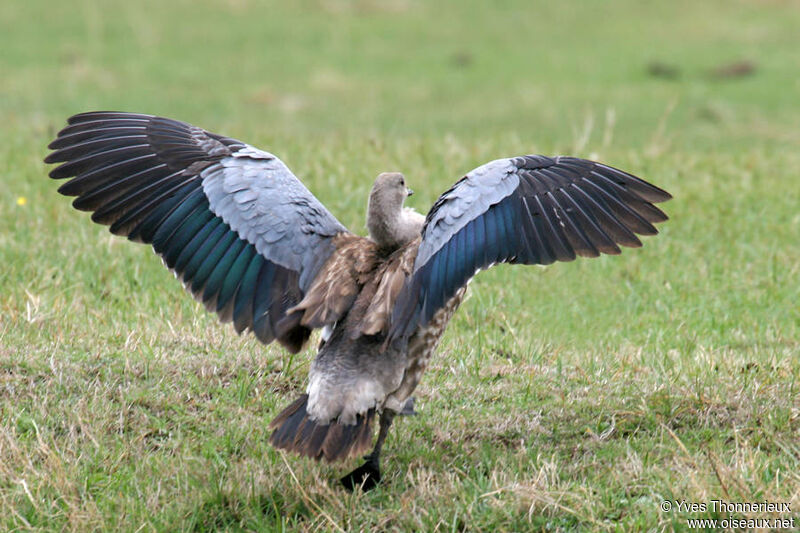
367, 202, 404, 251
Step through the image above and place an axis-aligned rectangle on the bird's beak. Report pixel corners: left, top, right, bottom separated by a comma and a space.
406, 187, 414, 197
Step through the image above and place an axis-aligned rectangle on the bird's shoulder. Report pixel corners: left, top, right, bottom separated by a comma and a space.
343, 236, 421, 339
286, 233, 380, 329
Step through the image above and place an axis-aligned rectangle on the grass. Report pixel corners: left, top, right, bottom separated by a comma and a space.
2, 0, 799, 530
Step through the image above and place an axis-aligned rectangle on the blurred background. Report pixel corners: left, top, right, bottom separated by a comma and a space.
3, 0, 799, 146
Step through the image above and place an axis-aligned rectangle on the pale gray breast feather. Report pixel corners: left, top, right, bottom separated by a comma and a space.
414, 158, 519, 270
200, 145, 347, 287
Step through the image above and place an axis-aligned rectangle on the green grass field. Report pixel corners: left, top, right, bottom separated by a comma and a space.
2, 0, 799, 530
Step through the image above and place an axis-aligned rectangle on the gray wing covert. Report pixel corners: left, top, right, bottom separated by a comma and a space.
46, 111, 348, 352
388, 155, 672, 342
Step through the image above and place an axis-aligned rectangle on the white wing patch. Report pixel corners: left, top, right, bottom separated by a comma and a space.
199, 146, 346, 285
415, 158, 519, 269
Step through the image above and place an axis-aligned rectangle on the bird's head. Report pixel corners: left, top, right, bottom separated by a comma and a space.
369, 172, 413, 214
367, 172, 418, 249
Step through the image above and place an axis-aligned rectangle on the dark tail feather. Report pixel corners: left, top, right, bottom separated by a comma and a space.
268, 394, 375, 463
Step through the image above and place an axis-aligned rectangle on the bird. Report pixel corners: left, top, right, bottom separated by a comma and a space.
45, 111, 671, 491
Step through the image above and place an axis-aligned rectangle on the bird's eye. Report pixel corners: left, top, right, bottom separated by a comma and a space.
399, 178, 405, 186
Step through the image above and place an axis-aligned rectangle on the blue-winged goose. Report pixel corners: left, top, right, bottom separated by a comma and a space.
45, 112, 671, 491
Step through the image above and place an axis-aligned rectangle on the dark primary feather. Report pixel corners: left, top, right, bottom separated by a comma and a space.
45, 111, 346, 352
389, 155, 671, 342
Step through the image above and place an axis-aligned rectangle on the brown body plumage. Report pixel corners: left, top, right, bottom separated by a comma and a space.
269, 173, 451, 467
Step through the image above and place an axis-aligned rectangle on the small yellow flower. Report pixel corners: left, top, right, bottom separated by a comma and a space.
16, 196, 27, 206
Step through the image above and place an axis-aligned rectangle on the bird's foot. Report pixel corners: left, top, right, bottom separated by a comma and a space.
398, 396, 417, 416
340, 458, 381, 492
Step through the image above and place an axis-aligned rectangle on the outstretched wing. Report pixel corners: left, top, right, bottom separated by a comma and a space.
46, 111, 350, 352
388, 155, 672, 341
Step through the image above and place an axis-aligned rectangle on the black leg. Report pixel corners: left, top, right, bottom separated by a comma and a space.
340, 410, 396, 492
